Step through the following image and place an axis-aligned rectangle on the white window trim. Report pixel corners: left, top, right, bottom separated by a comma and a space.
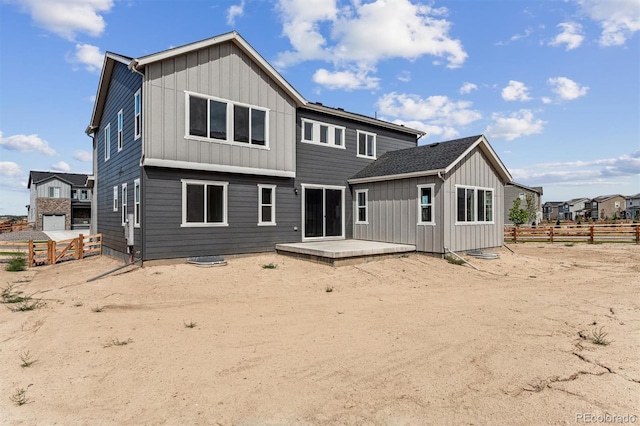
455, 184, 495, 225
104, 123, 111, 161
134, 179, 140, 228
181, 179, 229, 227
300, 184, 346, 242
121, 183, 128, 226
356, 130, 377, 159
355, 189, 368, 225
134, 89, 141, 140
117, 109, 123, 151
417, 184, 435, 226
257, 184, 276, 226
113, 186, 118, 212
300, 118, 346, 149
184, 91, 270, 150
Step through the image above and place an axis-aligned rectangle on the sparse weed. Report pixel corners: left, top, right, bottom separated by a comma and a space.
1, 284, 27, 304
262, 263, 277, 269
8, 299, 44, 312
184, 320, 197, 328
73, 302, 83, 307
445, 255, 465, 266
91, 305, 104, 313
591, 327, 612, 346
105, 337, 133, 348
10, 387, 29, 406
325, 285, 333, 293
19, 351, 37, 368
564, 242, 575, 247
6, 253, 27, 272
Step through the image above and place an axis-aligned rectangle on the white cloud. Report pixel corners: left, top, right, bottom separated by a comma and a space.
548, 77, 589, 101
459, 82, 478, 94
51, 161, 71, 172
312, 68, 380, 90
397, 71, 411, 83
575, 0, 640, 46
377, 92, 482, 126
275, 0, 468, 84
67, 43, 104, 73
549, 22, 584, 50
501, 80, 532, 102
0, 131, 56, 155
73, 150, 93, 162
11, 0, 113, 40
541, 96, 553, 104
226, 1, 245, 26
511, 27, 534, 41
0, 162, 23, 178
485, 109, 546, 141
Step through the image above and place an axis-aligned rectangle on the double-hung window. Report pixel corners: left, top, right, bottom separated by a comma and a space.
182, 180, 228, 226
355, 189, 368, 224
121, 183, 128, 226
356, 130, 376, 159
301, 118, 345, 149
113, 186, 118, 212
49, 187, 61, 198
104, 124, 111, 161
117, 109, 123, 151
258, 184, 276, 226
456, 185, 493, 224
80, 190, 88, 200
134, 90, 141, 140
186, 92, 268, 147
134, 179, 140, 227
417, 184, 435, 225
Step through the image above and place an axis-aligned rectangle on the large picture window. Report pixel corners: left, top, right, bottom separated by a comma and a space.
301, 118, 345, 149
357, 130, 376, 159
355, 189, 368, 224
186, 92, 268, 147
417, 184, 435, 224
456, 185, 494, 224
181, 180, 228, 227
258, 184, 276, 226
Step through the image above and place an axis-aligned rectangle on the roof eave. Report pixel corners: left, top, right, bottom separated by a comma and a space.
348, 169, 446, 185
444, 135, 512, 183
87, 52, 133, 134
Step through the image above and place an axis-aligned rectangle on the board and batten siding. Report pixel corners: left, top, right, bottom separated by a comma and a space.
142, 168, 299, 260
95, 61, 143, 256
353, 176, 444, 252
442, 148, 505, 253
36, 179, 71, 198
144, 41, 297, 174
296, 108, 418, 239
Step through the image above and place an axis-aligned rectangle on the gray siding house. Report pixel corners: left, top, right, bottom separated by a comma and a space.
504, 182, 543, 225
87, 31, 512, 260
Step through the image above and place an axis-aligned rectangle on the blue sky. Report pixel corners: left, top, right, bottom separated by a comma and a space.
0, 0, 638, 215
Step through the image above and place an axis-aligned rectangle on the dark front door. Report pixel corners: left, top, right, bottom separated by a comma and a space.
303, 186, 343, 239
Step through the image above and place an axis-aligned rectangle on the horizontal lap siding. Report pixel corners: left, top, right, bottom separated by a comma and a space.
443, 148, 504, 253
296, 108, 418, 239
96, 62, 143, 256
142, 167, 298, 260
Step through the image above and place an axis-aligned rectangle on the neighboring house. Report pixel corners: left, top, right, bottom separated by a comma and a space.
560, 197, 590, 221
27, 171, 92, 231
626, 193, 640, 220
542, 201, 563, 221
86, 31, 511, 260
503, 182, 543, 225
588, 195, 627, 220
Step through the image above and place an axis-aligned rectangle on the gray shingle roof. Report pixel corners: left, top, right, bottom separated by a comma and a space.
351, 135, 482, 180
29, 171, 90, 188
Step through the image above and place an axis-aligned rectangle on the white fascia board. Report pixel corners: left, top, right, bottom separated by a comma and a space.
348, 169, 445, 185
143, 158, 295, 178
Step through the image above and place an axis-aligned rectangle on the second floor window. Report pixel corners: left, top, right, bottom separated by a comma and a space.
134, 90, 141, 140
49, 187, 60, 198
104, 124, 111, 161
117, 109, 123, 151
71, 189, 78, 200
301, 118, 345, 148
186, 92, 268, 147
357, 130, 376, 159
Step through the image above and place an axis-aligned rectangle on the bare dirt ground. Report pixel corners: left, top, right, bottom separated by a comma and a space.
1, 243, 639, 425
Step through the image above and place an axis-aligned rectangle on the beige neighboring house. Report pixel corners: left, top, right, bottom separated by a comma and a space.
504, 182, 543, 224
586, 194, 627, 220
27, 171, 92, 231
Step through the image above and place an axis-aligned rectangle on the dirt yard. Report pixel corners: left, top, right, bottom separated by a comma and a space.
1, 244, 638, 425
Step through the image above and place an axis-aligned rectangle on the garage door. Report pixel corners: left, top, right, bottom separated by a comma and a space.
43, 214, 65, 231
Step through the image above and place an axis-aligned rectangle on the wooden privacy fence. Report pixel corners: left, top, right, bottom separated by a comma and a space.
505, 225, 640, 244
0, 233, 102, 267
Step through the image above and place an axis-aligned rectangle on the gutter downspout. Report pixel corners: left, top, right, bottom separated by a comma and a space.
128, 59, 146, 264
437, 171, 445, 182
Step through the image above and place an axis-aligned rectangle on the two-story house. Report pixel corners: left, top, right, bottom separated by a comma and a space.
503, 182, 543, 225
626, 193, 640, 221
560, 197, 589, 221
542, 201, 563, 221
588, 194, 627, 220
86, 31, 512, 261
27, 171, 92, 231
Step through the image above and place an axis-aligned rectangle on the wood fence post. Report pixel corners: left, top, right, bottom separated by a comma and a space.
636, 225, 639, 244
590, 226, 594, 244
513, 227, 518, 243
550, 227, 554, 244
28, 240, 33, 267
49, 240, 56, 265
78, 234, 84, 260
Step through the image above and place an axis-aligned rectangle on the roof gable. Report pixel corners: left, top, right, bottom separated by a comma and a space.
28, 171, 89, 188
349, 135, 512, 183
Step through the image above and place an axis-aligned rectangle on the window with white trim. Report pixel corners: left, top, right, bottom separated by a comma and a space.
113, 186, 118, 212
258, 184, 276, 226
134, 90, 141, 140
49, 187, 61, 198
80, 190, 88, 200
456, 185, 493, 223
121, 183, 127, 226
104, 124, 111, 161
71, 189, 78, 200
355, 189, 368, 224
357, 130, 376, 159
417, 184, 435, 224
182, 180, 228, 226
117, 109, 123, 151
301, 118, 345, 148
186, 92, 268, 147
134, 179, 140, 227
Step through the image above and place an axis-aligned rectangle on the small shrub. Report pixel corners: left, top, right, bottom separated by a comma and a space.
445, 255, 465, 266
262, 263, 277, 269
9, 299, 44, 312
325, 285, 333, 293
10, 387, 29, 406
105, 337, 133, 347
184, 320, 197, 328
91, 306, 104, 313
1, 284, 27, 304
564, 243, 574, 247
19, 351, 37, 368
6, 253, 27, 272
591, 327, 612, 346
